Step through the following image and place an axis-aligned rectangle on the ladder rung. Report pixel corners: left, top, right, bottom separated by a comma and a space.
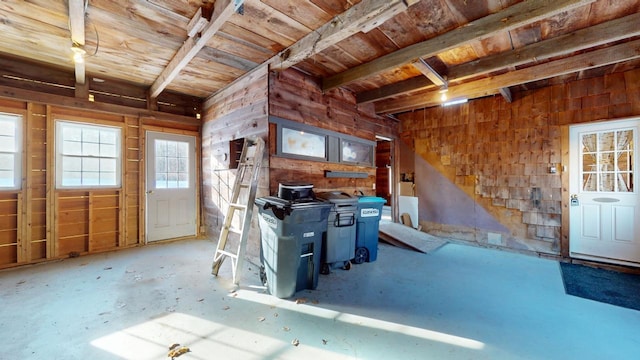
216, 249, 239, 259
224, 226, 242, 235
212, 137, 264, 285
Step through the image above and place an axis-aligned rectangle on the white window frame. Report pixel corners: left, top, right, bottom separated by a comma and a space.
0, 112, 23, 190
55, 120, 122, 189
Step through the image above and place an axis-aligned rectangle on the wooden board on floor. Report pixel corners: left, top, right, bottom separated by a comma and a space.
379, 221, 447, 254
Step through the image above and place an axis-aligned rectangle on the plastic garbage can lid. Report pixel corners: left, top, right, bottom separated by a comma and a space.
357, 196, 387, 203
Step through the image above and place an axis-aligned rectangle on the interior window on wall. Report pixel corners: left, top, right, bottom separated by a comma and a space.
155, 139, 189, 188
56, 121, 122, 188
0, 113, 22, 190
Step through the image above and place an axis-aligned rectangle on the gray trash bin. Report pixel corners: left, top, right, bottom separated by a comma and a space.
315, 191, 358, 274
255, 195, 331, 298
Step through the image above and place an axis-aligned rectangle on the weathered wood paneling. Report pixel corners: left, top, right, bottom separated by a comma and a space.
268, 68, 397, 196
398, 67, 640, 256
202, 66, 269, 259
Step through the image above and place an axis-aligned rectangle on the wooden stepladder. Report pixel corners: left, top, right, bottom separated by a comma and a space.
212, 137, 264, 285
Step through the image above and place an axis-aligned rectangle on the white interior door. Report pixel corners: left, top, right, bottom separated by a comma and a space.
146, 131, 196, 242
569, 118, 640, 266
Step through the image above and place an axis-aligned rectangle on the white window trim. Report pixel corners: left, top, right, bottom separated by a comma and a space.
0, 112, 23, 191
55, 120, 123, 189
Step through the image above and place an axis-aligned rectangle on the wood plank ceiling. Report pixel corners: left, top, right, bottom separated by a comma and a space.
0, 0, 639, 116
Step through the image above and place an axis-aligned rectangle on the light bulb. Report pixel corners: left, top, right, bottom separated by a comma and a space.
71, 44, 86, 63
73, 51, 84, 63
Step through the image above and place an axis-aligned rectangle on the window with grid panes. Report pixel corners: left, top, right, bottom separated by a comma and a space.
154, 139, 189, 188
0, 113, 22, 190
56, 121, 122, 188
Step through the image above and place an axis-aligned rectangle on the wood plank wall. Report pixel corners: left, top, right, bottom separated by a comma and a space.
202, 66, 269, 259
398, 68, 640, 256
268, 69, 398, 196
0, 97, 199, 269
201, 67, 398, 260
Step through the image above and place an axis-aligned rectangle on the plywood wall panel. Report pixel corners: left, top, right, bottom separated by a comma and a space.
58, 235, 87, 255
31, 240, 46, 260
90, 232, 119, 251
0, 214, 17, 230
0, 230, 17, 246
0, 246, 17, 266
0, 197, 18, 213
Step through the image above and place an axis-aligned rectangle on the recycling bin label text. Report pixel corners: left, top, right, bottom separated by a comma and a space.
360, 208, 379, 217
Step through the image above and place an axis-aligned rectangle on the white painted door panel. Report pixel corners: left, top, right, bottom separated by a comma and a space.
569, 118, 640, 266
146, 132, 196, 242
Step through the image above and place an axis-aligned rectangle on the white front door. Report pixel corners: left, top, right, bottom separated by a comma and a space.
569, 118, 640, 266
146, 131, 196, 242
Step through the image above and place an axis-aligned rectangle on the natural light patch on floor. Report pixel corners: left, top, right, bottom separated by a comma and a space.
236, 289, 485, 350
90, 312, 352, 360
91, 287, 485, 359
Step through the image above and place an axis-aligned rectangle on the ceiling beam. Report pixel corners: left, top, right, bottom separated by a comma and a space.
270, 0, 419, 71
412, 58, 446, 87
357, 11, 640, 104
0, 84, 200, 126
69, 0, 86, 85
149, 0, 241, 98
323, 0, 596, 92
375, 39, 640, 114
205, 0, 421, 108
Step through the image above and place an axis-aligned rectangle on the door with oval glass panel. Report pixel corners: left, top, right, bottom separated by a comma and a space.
569, 118, 640, 266
146, 131, 196, 242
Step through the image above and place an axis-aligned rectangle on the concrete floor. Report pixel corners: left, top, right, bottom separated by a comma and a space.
1, 238, 639, 360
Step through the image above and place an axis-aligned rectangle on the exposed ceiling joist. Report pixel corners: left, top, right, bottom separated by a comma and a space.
149, 0, 241, 98
449, 11, 640, 81
376, 39, 640, 114
187, 7, 208, 37
206, 0, 421, 106
69, 0, 86, 85
270, 0, 419, 71
412, 58, 446, 87
323, 0, 597, 92
358, 11, 640, 104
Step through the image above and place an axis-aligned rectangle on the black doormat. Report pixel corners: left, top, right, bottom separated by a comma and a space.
559, 262, 640, 312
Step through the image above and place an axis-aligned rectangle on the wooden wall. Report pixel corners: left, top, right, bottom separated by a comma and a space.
268, 69, 398, 196
202, 66, 269, 259
398, 68, 640, 256
0, 96, 200, 269
201, 67, 398, 260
